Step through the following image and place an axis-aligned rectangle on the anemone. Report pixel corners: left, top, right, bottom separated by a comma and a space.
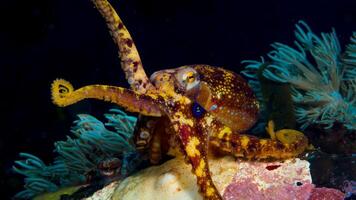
13, 109, 140, 199
242, 21, 356, 131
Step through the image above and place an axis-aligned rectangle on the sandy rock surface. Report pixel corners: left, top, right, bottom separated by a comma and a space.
109, 156, 312, 200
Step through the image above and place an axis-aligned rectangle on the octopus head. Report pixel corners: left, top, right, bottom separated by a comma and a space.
150, 66, 201, 98
150, 64, 259, 132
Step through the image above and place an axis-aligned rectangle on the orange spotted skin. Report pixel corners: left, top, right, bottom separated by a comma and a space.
50, 1, 309, 200
194, 65, 259, 132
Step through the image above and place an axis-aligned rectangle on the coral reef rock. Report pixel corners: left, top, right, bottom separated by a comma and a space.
112, 156, 237, 200
86, 182, 119, 200
111, 156, 312, 200
44, 155, 345, 200
309, 187, 345, 200
223, 159, 312, 200
65, 156, 344, 200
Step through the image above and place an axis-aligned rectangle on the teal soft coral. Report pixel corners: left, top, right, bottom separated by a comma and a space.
242, 21, 356, 131
13, 109, 141, 199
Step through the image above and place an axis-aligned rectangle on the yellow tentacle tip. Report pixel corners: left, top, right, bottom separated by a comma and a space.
266, 120, 307, 145
51, 79, 74, 107
275, 129, 305, 145
266, 120, 276, 139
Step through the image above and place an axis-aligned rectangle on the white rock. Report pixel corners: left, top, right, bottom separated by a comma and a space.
112, 156, 237, 200
85, 156, 311, 200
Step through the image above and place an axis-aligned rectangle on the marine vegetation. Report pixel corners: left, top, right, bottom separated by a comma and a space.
13, 109, 141, 199
50, 0, 309, 199
242, 21, 356, 131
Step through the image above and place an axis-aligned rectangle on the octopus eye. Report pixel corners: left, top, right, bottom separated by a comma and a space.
183, 71, 196, 83
176, 67, 200, 91
140, 130, 150, 139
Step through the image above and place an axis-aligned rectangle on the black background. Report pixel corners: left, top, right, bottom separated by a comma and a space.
0, 0, 355, 199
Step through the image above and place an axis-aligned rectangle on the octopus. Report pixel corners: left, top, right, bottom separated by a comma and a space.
51, 0, 309, 199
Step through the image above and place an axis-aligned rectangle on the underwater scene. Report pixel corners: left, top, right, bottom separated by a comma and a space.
1, 0, 355, 199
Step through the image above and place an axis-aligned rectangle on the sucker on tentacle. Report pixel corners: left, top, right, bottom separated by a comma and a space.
134, 116, 158, 151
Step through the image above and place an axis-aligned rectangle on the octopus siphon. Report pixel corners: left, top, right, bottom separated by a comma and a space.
51, 0, 309, 199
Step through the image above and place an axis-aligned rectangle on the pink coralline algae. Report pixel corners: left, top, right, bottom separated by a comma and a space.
222, 159, 344, 200
223, 180, 314, 200
223, 182, 345, 200
309, 187, 345, 200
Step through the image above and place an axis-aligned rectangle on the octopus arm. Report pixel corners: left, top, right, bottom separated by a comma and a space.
91, 0, 155, 93
209, 123, 308, 160
51, 79, 162, 117
168, 109, 222, 200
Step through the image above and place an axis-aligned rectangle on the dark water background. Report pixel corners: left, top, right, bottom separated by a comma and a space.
0, 0, 355, 199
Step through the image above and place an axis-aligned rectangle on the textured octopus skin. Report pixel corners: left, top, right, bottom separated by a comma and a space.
50, 1, 309, 199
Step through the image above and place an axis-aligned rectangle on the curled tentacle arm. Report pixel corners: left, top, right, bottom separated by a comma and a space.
51, 79, 161, 116
168, 108, 222, 200
91, 0, 155, 93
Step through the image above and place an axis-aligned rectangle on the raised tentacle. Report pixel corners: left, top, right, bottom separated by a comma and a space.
51, 79, 161, 116
168, 108, 222, 200
91, 0, 155, 93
